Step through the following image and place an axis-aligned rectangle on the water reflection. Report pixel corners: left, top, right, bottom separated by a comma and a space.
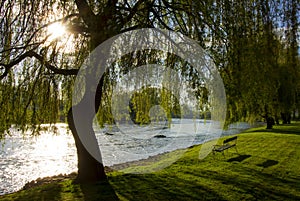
0, 124, 77, 195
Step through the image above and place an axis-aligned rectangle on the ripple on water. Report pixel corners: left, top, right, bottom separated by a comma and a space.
0, 124, 77, 195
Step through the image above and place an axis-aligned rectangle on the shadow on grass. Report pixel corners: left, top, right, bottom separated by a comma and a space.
256, 160, 279, 168
227, 154, 251, 162
109, 173, 225, 201
244, 123, 300, 135
184, 168, 300, 200
80, 180, 119, 201
108, 166, 300, 201
4, 179, 119, 201
247, 129, 300, 135
7, 182, 64, 201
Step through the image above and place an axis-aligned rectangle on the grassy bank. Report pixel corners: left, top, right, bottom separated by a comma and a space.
1, 123, 300, 200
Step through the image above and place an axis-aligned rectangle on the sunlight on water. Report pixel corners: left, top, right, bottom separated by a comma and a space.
0, 124, 77, 195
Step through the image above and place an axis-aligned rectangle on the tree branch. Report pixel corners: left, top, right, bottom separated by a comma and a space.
74, 0, 96, 28
150, 7, 174, 31
0, 50, 78, 80
122, 0, 144, 25
30, 51, 79, 76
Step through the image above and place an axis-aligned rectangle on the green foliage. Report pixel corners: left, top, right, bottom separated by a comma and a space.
94, 49, 210, 127
209, 0, 300, 125
0, 62, 69, 137
1, 0, 298, 135
129, 86, 181, 125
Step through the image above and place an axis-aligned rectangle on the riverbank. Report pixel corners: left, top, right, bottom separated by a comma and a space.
1, 123, 300, 200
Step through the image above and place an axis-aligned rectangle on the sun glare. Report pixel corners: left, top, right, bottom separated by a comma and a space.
47, 22, 67, 40
44, 21, 75, 53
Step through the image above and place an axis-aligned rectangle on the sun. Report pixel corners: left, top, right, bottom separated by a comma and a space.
44, 21, 74, 52
47, 22, 67, 40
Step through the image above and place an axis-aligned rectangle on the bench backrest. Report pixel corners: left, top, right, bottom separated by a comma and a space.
223, 136, 237, 144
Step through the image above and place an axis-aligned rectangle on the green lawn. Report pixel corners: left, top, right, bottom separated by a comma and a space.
1, 123, 300, 200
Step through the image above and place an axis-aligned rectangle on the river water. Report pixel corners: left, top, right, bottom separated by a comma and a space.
0, 120, 251, 195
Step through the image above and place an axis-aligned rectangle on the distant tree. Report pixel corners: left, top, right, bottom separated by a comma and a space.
279, 0, 300, 123
213, 0, 300, 128
128, 86, 181, 125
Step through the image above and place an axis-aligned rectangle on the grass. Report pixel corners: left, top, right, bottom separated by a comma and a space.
1, 123, 300, 200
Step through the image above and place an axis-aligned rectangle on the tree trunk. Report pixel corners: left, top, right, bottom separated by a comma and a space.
266, 116, 274, 129
67, 107, 107, 183
274, 115, 280, 125
67, 68, 107, 183
281, 112, 291, 124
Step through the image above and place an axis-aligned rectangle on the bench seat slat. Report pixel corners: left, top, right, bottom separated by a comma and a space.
213, 136, 238, 154
214, 144, 235, 152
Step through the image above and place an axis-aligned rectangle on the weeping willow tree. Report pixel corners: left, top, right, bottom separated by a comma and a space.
278, 0, 300, 123
0, 0, 216, 184
128, 86, 181, 125
204, 0, 300, 128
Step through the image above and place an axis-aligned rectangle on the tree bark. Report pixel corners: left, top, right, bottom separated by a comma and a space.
281, 112, 291, 124
67, 107, 107, 183
266, 116, 275, 129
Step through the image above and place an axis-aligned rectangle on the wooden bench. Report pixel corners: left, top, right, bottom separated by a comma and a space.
213, 136, 238, 155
